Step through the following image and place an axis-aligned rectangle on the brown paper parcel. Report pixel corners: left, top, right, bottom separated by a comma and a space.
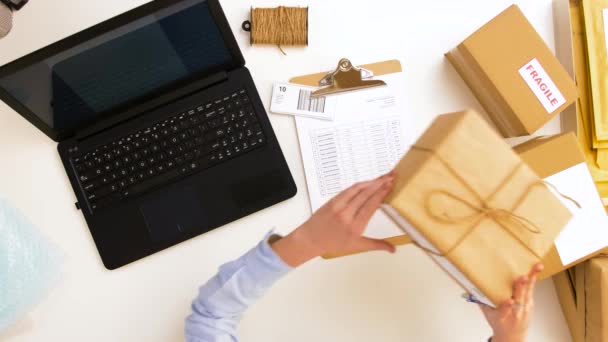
576, 257, 608, 342
383, 110, 572, 306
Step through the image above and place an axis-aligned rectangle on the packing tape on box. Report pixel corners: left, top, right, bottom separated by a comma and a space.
0, 198, 62, 332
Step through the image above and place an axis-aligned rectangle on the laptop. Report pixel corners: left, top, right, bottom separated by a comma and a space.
0, 0, 297, 269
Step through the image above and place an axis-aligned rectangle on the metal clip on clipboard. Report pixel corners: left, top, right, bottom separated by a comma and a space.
312, 58, 387, 97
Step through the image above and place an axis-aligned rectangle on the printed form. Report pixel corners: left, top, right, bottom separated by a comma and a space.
295, 73, 414, 239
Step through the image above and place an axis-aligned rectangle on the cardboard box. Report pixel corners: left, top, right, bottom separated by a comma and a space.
514, 133, 608, 279
382, 110, 572, 306
554, 270, 583, 342
574, 257, 608, 342
446, 5, 577, 137
513, 131, 608, 342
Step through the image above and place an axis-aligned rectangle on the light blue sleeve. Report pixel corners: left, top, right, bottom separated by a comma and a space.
185, 233, 292, 342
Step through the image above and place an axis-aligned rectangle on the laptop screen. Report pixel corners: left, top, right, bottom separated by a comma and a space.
0, 0, 234, 133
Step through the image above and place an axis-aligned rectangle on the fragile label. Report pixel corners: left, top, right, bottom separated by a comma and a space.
518, 58, 566, 114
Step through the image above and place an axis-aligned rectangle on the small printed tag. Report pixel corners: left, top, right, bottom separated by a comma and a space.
518, 58, 566, 114
270, 83, 336, 120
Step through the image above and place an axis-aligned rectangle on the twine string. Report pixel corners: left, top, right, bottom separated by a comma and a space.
250, 6, 308, 55
408, 145, 580, 259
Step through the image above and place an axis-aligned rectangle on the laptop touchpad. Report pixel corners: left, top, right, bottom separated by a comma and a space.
139, 188, 207, 242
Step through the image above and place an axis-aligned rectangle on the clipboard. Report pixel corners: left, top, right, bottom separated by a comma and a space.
289, 59, 413, 258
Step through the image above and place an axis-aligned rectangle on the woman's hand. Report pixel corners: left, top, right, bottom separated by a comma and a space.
481, 263, 544, 342
271, 172, 397, 267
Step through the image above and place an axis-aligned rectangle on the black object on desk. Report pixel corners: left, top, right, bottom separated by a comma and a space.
0, 0, 28, 11
0, 0, 296, 269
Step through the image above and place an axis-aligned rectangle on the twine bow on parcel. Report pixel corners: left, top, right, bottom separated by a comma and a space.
409, 145, 581, 259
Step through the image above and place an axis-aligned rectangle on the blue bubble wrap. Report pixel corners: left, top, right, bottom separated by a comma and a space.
0, 198, 61, 332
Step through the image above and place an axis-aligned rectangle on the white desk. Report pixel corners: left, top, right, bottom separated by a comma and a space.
0, 0, 572, 341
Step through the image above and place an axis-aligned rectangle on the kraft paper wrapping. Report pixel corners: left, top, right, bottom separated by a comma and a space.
385, 110, 572, 305
585, 257, 608, 342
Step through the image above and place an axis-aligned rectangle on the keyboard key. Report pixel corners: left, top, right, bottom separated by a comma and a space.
127, 168, 181, 197
204, 111, 217, 120
188, 128, 199, 137
83, 182, 96, 192
206, 129, 225, 140
90, 193, 121, 211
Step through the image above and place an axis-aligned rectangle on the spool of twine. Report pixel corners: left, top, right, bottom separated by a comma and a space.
242, 6, 308, 55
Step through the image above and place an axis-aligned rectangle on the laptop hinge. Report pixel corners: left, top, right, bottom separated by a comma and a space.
75, 71, 229, 141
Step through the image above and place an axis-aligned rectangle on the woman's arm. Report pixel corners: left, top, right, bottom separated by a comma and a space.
184, 233, 292, 342
185, 173, 396, 341
482, 263, 544, 342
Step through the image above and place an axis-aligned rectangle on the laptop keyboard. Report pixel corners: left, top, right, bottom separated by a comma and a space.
70, 88, 266, 212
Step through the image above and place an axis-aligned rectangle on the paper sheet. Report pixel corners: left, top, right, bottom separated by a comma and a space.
382, 204, 495, 307
296, 73, 414, 239
549, 163, 608, 265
